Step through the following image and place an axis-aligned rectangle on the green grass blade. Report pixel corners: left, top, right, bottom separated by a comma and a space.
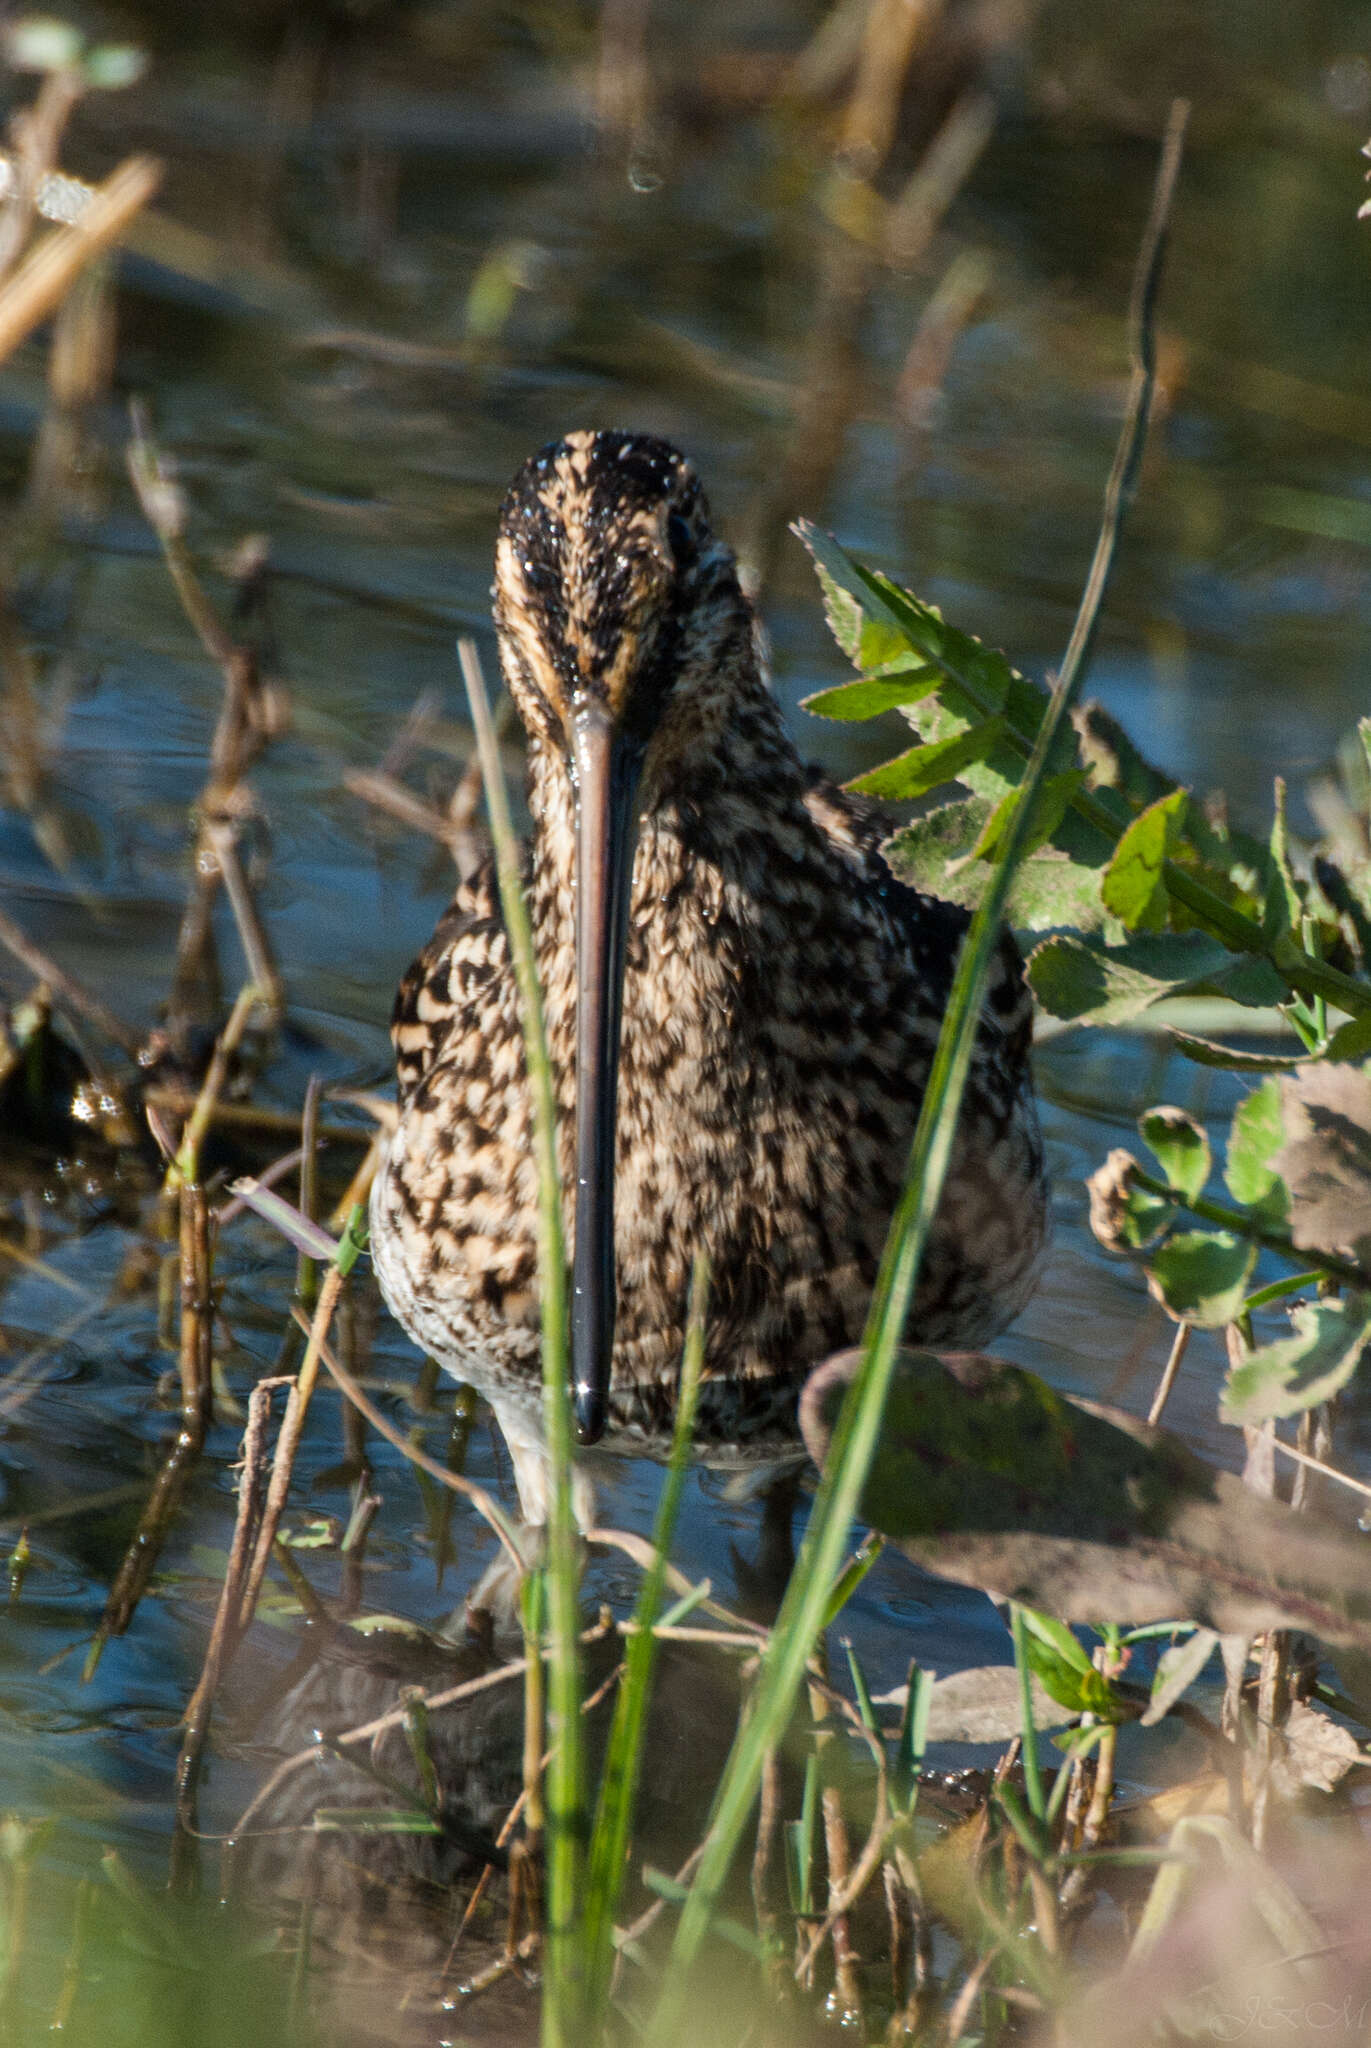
582, 1255, 709, 2023
1010, 1603, 1047, 1823
460, 638, 585, 2047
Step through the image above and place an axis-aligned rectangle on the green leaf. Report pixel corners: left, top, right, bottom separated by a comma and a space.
1146, 1231, 1256, 1327
847, 718, 1008, 800
1028, 931, 1287, 1028
795, 522, 918, 665
1017, 1605, 1093, 1674
1139, 1106, 1210, 1203
1324, 1011, 1371, 1061
1168, 1031, 1305, 1073
1011, 1611, 1129, 1721
793, 521, 1045, 789
804, 550, 862, 662
883, 798, 1111, 933
1142, 1628, 1220, 1726
229, 1177, 340, 1262
1263, 778, 1302, 940
1101, 787, 1189, 931
1020, 1634, 1094, 1714
970, 769, 1087, 864
1225, 1077, 1289, 1221
801, 674, 938, 721
1221, 1297, 1371, 1423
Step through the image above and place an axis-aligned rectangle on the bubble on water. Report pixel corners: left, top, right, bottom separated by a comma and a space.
627, 158, 663, 194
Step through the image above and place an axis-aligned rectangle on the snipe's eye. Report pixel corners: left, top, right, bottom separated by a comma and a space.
666, 511, 694, 561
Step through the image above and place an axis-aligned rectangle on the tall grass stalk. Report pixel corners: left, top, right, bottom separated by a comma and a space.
459, 637, 586, 2046
650, 102, 1187, 2035
582, 1254, 709, 2024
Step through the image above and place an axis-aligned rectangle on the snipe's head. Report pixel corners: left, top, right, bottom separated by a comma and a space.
493, 428, 753, 783
491, 430, 752, 1447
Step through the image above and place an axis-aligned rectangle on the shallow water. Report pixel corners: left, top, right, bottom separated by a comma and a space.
3, 0, 1371, 2019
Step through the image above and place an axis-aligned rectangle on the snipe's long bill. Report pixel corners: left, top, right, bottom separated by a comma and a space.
370, 430, 1049, 1519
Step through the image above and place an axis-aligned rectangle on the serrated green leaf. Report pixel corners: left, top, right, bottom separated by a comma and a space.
1221, 1297, 1371, 1424
1139, 1106, 1210, 1202
793, 522, 1040, 768
805, 551, 862, 662
1146, 1230, 1256, 1327
1027, 931, 1287, 1028
847, 717, 1009, 800
1225, 1076, 1289, 1220
857, 615, 927, 675
883, 799, 1111, 932
969, 769, 1087, 865
1101, 787, 1189, 931
795, 523, 917, 664
801, 673, 938, 721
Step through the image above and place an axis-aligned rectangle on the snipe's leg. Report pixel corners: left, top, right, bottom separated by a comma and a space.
465, 1394, 597, 1632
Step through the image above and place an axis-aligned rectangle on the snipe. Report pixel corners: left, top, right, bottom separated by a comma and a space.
370, 430, 1048, 1525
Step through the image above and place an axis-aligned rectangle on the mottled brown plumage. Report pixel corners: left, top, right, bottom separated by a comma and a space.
370, 430, 1048, 1519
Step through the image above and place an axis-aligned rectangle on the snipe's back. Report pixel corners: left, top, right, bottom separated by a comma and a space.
370, 431, 1048, 1507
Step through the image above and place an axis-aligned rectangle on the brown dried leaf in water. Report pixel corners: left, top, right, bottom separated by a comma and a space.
800, 1349, 1371, 1654
1269, 1701, 1364, 1798
1275, 1063, 1371, 1269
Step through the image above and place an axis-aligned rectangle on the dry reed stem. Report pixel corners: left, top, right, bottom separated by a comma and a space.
179, 1376, 287, 1751
128, 411, 288, 1030
166, 982, 263, 1189
894, 247, 990, 429
795, 1794, 894, 1985
942, 1949, 995, 2044
145, 1085, 370, 1148
1147, 1319, 1191, 1427
743, 6, 989, 589
884, 88, 996, 269
839, 0, 941, 169
585, 1526, 769, 1641
0, 65, 86, 278
203, 820, 284, 1018
751, 1746, 782, 1955
0, 903, 144, 1058
88, 1184, 214, 1667
236, 1260, 348, 1632
286, 1304, 524, 1571
806, 1644, 863, 2016
0, 155, 160, 366
1270, 1424, 1371, 1501
346, 761, 488, 880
